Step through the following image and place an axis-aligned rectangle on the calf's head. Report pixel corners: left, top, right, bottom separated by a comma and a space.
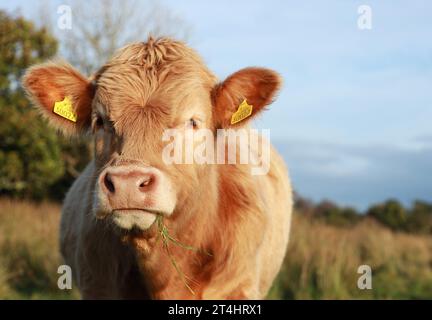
22, 38, 281, 231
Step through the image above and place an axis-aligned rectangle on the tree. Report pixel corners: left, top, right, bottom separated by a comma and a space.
406, 200, 432, 234
0, 10, 59, 199
36, 0, 191, 74
366, 199, 408, 231
293, 192, 315, 216
0, 11, 90, 200
314, 200, 361, 227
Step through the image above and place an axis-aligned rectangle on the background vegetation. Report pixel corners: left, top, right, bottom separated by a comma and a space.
0, 199, 79, 299
0, 10, 91, 200
269, 196, 432, 299
1, 9, 431, 300
0, 198, 431, 299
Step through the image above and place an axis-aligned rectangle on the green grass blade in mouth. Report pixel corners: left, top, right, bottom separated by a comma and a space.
156, 215, 210, 295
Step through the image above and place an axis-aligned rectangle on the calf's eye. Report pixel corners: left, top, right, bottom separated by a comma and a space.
95, 116, 104, 129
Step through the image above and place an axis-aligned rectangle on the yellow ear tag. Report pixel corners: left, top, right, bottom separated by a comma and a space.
230, 99, 253, 125
53, 96, 77, 122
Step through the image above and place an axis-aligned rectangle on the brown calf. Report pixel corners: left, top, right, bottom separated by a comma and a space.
22, 37, 293, 299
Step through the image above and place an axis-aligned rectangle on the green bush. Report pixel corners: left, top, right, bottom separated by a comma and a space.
0, 11, 91, 200
405, 200, 432, 234
311, 200, 362, 227
367, 199, 408, 231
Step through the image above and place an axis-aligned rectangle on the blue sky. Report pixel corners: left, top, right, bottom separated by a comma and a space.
2, 0, 431, 209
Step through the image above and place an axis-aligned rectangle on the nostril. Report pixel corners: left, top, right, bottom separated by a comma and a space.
138, 176, 153, 191
104, 173, 115, 193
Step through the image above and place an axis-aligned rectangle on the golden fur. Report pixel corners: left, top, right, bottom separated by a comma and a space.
22, 37, 293, 299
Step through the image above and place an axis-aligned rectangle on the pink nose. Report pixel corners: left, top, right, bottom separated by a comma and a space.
100, 166, 158, 209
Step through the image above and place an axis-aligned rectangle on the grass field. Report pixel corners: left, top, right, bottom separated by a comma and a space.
0, 198, 431, 299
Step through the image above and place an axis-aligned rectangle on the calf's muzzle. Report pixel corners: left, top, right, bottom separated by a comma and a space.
100, 166, 159, 211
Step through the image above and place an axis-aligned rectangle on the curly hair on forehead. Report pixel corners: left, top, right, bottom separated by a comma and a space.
90, 37, 217, 114
93, 36, 214, 77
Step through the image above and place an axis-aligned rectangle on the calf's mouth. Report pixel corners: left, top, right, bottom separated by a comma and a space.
111, 209, 160, 230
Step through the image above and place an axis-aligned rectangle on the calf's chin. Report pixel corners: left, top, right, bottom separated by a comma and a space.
112, 210, 158, 230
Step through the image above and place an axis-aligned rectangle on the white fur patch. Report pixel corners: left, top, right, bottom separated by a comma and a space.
112, 210, 157, 230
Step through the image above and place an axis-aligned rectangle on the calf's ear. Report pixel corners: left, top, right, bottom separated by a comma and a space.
211, 67, 281, 128
21, 61, 94, 135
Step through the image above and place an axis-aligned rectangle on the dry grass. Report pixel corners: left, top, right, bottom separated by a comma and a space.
1, 199, 431, 299
0, 198, 78, 299
269, 213, 432, 299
